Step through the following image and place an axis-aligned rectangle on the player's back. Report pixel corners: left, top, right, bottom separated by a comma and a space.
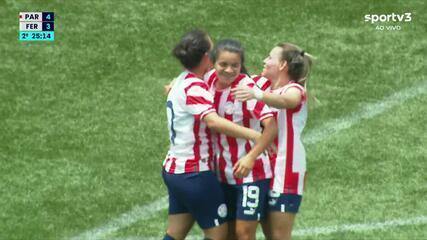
164, 71, 215, 174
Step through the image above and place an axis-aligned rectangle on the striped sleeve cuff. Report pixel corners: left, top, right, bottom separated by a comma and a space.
259, 113, 273, 121
200, 107, 216, 120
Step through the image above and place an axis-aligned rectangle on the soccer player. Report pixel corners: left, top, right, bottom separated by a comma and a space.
163, 30, 268, 240
232, 43, 313, 240
205, 39, 277, 240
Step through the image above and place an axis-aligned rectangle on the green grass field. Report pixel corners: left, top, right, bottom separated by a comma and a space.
1, 0, 426, 239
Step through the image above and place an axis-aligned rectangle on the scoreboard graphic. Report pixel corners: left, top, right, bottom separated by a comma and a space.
19, 12, 54, 41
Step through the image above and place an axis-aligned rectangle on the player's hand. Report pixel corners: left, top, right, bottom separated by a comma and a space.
231, 85, 256, 101
164, 78, 177, 95
233, 155, 255, 178
164, 84, 172, 95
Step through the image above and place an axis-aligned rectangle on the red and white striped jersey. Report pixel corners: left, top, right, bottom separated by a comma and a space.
163, 70, 216, 174
254, 76, 307, 195
204, 70, 273, 185
252, 75, 271, 91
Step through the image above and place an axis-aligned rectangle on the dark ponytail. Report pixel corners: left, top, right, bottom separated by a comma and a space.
172, 29, 211, 70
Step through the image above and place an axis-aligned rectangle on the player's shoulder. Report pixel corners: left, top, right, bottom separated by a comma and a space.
280, 83, 306, 102
170, 72, 208, 97
183, 80, 210, 97
235, 74, 255, 87
182, 72, 208, 87
203, 69, 217, 88
203, 69, 216, 81
284, 82, 306, 94
182, 72, 202, 82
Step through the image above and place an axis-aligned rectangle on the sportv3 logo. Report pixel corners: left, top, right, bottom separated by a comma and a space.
364, 13, 412, 24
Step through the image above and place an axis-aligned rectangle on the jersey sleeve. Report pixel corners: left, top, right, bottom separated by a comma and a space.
184, 80, 216, 119
246, 99, 273, 121
280, 83, 307, 101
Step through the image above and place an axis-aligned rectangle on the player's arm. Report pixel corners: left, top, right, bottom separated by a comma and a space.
261, 88, 301, 109
232, 85, 302, 109
203, 112, 261, 141
233, 116, 277, 178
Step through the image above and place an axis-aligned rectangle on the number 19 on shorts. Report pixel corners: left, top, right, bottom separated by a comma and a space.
242, 185, 259, 215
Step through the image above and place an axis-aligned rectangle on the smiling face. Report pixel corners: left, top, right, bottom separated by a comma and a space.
261, 46, 284, 80
214, 50, 242, 87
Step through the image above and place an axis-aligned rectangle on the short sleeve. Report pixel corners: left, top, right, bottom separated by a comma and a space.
184, 81, 216, 119
278, 83, 306, 112
246, 99, 273, 121
281, 83, 306, 101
